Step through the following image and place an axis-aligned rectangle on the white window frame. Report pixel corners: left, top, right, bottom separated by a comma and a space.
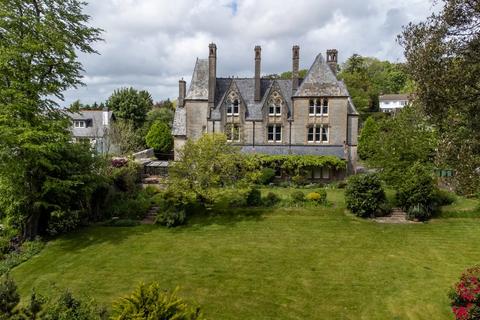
267, 124, 282, 142
309, 98, 328, 116
225, 123, 240, 142
227, 100, 240, 116
307, 125, 329, 143
74, 120, 86, 128
269, 104, 281, 116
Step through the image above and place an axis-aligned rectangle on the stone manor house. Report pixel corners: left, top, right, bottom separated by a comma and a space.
172, 44, 359, 178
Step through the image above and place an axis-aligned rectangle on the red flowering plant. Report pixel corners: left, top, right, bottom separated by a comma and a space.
450, 266, 480, 320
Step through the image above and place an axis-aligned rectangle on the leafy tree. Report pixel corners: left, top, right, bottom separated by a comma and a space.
0, 0, 102, 239
108, 120, 146, 155
42, 290, 107, 320
145, 121, 173, 153
279, 69, 308, 79
146, 108, 174, 128
169, 134, 246, 201
106, 88, 153, 129
357, 117, 381, 160
338, 55, 411, 115
361, 106, 437, 187
111, 283, 202, 320
399, 0, 480, 195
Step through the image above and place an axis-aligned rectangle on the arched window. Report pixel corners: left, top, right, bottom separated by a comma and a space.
269, 103, 281, 116
227, 99, 239, 115
309, 98, 328, 116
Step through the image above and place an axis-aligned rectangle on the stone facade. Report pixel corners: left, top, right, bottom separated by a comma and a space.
172, 44, 359, 173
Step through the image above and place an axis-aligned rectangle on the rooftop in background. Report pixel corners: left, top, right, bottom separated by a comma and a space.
379, 94, 410, 101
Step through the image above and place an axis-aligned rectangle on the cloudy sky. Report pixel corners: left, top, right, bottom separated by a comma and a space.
64, 0, 436, 106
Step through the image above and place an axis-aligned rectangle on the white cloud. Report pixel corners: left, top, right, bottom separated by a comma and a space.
63, 0, 436, 106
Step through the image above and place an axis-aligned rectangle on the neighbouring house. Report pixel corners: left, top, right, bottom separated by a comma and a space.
172, 43, 359, 178
67, 108, 114, 154
379, 94, 410, 113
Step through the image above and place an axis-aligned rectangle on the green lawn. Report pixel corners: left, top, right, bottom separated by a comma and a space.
11, 189, 480, 319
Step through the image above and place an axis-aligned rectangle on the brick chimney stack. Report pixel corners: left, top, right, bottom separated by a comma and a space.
292, 45, 300, 94
254, 45, 261, 102
208, 43, 217, 108
326, 49, 338, 76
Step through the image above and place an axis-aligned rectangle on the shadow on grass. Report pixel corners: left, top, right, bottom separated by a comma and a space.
55, 223, 158, 252
183, 207, 268, 230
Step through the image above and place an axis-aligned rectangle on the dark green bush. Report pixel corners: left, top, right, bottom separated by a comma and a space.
110, 162, 140, 193
111, 283, 202, 319
377, 201, 393, 217
396, 163, 438, 220
345, 173, 386, 217
263, 192, 280, 206
46, 210, 82, 236
258, 168, 276, 185
156, 210, 186, 228
434, 189, 456, 206
0, 274, 20, 316
106, 191, 150, 220
144, 185, 161, 197
291, 190, 305, 203
246, 188, 262, 206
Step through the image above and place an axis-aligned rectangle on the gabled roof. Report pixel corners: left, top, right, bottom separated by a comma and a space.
65, 110, 113, 138
209, 78, 293, 121
294, 53, 349, 97
185, 58, 209, 100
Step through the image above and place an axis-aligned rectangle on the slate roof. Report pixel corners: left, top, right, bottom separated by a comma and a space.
210, 78, 293, 121
173, 51, 358, 136
66, 110, 113, 138
293, 53, 349, 97
185, 58, 209, 100
172, 106, 186, 136
379, 94, 410, 101
241, 145, 347, 159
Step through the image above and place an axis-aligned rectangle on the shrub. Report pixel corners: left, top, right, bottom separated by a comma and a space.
377, 201, 393, 217
144, 185, 161, 197
263, 192, 280, 206
157, 210, 187, 228
291, 174, 307, 186
145, 121, 174, 153
42, 290, 107, 320
434, 189, 456, 206
246, 188, 262, 207
305, 190, 327, 205
291, 190, 305, 203
46, 210, 82, 236
111, 282, 202, 319
345, 173, 386, 217
396, 163, 438, 220
258, 168, 276, 185
0, 274, 20, 316
449, 266, 480, 320
106, 191, 151, 220
0, 240, 45, 276
110, 162, 140, 193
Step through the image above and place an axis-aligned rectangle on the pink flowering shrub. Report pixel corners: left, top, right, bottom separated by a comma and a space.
450, 266, 480, 320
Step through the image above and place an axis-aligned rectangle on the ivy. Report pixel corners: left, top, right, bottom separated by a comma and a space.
247, 154, 347, 174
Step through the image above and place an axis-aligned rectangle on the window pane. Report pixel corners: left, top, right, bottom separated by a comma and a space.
275, 126, 281, 141
269, 106, 274, 114
307, 127, 314, 141
268, 126, 274, 141
322, 127, 328, 141
233, 126, 240, 141
322, 106, 328, 114
315, 105, 322, 115
234, 105, 239, 114
323, 98, 328, 106
276, 105, 281, 114
309, 105, 315, 114
315, 127, 320, 141
309, 99, 314, 106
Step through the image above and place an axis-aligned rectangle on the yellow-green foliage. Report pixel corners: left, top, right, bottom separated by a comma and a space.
247, 154, 346, 174
111, 283, 202, 319
305, 190, 327, 204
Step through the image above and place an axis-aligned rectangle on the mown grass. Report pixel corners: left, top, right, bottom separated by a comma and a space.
10, 188, 480, 319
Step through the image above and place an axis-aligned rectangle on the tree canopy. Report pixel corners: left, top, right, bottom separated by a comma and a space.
106, 87, 153, 129
0, 0, 102, 238
399, 0, 480, 194
338, 55, 411, 115
145, 121, 173, 153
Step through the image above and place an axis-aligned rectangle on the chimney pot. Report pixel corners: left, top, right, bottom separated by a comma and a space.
326, 49, 338, 76
254, 46, 261, 102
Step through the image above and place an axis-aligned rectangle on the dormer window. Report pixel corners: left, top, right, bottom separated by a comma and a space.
269, 104, 281, 116
227, 99, 239, 115
74, 120, 86, 128
309, 99, 329, 116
